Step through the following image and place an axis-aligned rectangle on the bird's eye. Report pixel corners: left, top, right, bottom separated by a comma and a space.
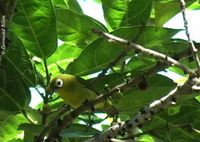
55, 79, 63, 88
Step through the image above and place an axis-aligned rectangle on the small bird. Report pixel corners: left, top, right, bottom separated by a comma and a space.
46, 74, 117, 116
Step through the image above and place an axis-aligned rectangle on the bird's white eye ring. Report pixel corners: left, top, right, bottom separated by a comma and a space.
55, 79, 63, 88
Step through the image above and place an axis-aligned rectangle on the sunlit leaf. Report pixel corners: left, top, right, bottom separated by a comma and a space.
66, 38, 122, 76
56, 8, 107, 49
11, 0, 57, 58
0, 113, 27, 142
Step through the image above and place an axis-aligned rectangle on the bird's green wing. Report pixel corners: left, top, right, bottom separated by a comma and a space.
76, 76, 99, 95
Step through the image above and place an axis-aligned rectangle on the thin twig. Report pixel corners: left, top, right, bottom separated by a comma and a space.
179, 0, 200, 73
92, 29, 196, 77
43, 59, 50, 87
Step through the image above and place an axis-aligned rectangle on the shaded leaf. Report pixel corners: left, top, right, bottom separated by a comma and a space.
140, 99, 200, 141
6, 33, 37, 86
0, 57, 31, 112
60, 124, 100, 138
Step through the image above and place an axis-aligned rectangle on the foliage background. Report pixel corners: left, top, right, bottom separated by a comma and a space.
1, 0, 200, 142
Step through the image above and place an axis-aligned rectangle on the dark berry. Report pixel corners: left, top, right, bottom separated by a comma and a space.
138, 80, 148, 90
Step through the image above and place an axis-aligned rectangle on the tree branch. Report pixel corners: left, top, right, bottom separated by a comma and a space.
85, 80, 196, 142
179, 0, 200, 74
96, 25, 146, 79
92, 29, 196, 78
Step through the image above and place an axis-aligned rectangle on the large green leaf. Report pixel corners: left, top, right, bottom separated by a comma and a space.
66, 38, 122, 76
11, 0, 57, 58
155, 1, 181, 27
56, 8, 107, 49
0, 32, 35, 112
0, 57, 30, 112
6, 33, 37, 86
0, 113, 27, 142
112, 26, 179, 50
102, 0, 152, 29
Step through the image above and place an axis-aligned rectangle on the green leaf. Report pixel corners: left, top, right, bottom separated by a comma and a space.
154, 0, 196, 27
188, 1, 200, 10
11, 0, 57, 58
142, 99, 200, 141
66, 38, 122, 76
56, 8, 107, 48
102, 0, 152, 29
126, 55, 157, 73
104, 26, 180, 51
35, 43, 82, 76
101, 0, 129, 29
8, 139, 23, 142
0, 57, 31, 112
122, 0, 153, 26
90, 73, 128, 93
19, 123, 44, 142
52, 0, 83, 13
47, 44, 82, 75
6, 33, 37, 86
137, 134, 159, 142
0, 113, 27, 142
155, 1, 180, 27
60, 124, 100, 138
116, 74, 175, 116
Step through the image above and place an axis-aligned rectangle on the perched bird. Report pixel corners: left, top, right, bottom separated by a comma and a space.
46, 74, 117, 116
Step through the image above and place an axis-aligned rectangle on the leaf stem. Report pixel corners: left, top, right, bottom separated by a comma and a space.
43, 59, 50, 87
